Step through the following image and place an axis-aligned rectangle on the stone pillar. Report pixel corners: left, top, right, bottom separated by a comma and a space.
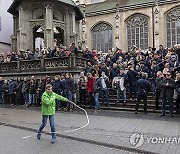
72, 12, 76, 34
45, 4, 53, 48
153, 1, 160, 49
66, 13, 71, 46
11, 16, 17, 51
18, 7, 26, 51
115, 13, 120, 49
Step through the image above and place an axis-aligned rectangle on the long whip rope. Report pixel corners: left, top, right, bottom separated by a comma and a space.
22, 101, 89, 139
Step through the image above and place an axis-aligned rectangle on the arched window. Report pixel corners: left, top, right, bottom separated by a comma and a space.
127, 14, 149, 50
166, 7, 180, 48
53, 10, 64, 21
92, 22, 112, 52
32, 8, 44, 19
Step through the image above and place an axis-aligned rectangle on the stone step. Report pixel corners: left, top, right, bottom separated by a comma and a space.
100, 102, 177, 110
101, 106, 178, 114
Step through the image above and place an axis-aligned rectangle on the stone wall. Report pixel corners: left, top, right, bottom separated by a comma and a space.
82, 2, 180, 51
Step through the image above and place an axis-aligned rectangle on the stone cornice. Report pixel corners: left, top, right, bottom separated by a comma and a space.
85, 0, 180, 17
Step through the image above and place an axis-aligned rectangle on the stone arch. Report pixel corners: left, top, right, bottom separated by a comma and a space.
165, 6, 180, 47
91, 21, 113, 52
91, 21, 113, 31
32, 8, 44, 19
53, 9, 64, 21
33, 26, 44, 50
125, 13, 149, 50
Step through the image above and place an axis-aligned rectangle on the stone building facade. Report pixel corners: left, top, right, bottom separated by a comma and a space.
8, 0, 83, 52
77, 0, 180, 52
0, 0, 13, 52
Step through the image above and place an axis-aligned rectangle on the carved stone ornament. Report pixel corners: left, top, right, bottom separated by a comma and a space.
127, 15, 148, 27
154, 8, 159, 14
115, 14, 120, 20
92, 23, 112, 32
115, 34, 119, 39
167, 7, 180, 21
45, 4, 52, 9
21, 60, 41, 71
53, 22, 66, 30
45, 58, 69, 68
30, 21, 44, 28
82, 19, 86, 25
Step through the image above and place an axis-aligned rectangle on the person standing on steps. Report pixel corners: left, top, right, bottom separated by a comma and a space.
135, 73, 151, 114
160, 72, 175, 117
37, 84, 70, 144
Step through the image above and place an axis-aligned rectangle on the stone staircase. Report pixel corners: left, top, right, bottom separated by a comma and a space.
97, 89, 178, 114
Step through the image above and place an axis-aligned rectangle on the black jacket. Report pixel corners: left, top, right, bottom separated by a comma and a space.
2, 83, 9, 95
0, 80, 3, 92
155, 77, 164, 92
160, 78, 175, 99
127, 70, 138, 86
137, 78, 151, 96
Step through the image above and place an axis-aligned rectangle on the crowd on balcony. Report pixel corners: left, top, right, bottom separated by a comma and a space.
0, 43, 180, 116
0, 43, 78, 63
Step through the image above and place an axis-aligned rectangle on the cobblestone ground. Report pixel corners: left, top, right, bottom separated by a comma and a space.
0, 105, 180, 154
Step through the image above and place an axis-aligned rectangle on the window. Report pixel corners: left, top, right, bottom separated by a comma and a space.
166, 7, 180, 48
32, 8, 44, 19
92, 22, 112, 52
126, 14, 149, 50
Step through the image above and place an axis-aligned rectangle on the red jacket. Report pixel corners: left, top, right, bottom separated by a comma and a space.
86, 77, 95, 93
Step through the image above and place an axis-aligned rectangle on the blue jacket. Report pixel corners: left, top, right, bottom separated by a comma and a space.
8, 81, 17, 94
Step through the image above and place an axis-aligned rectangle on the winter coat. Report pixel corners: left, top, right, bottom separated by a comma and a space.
8, 81, 17, 95
93, 79, 101, 93
41, 91, 68, 115
2, 83, 9, 95
52, 80, 62, 94
126, 70, 138, 86
86, 77, 95, 93
137, 78, 151, 96
98, 76, 109, 90
110, 67, 119, 80
155, 77, 164, 92
64, 78, 74, 93
160, 78, 175, 99
0, 80, 3, 92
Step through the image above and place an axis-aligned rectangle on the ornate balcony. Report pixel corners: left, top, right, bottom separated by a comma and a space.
0, 56, 88, 77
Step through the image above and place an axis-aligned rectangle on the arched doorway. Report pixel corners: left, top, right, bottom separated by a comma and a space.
33, 26, 44, 50
53, 27, 64, 47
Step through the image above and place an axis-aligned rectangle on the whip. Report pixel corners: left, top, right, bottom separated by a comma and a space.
22, 101, 89, 139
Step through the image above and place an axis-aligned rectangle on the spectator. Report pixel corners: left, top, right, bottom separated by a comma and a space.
0, 77, 4, 104
93, 74, 101, 111
99, 72, 110, 108
2, 80, 9, 105
135, 73, 151, 114
15, 77, 23, 105
160, 72, 175, 117
22, 77, 30, 107
77, 72, 87, 106
112, 68, 128, 105
86, 73, 94, 106
174, 72, 180, 114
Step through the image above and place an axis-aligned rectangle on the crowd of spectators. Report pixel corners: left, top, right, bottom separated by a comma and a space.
0, 43, 180, 116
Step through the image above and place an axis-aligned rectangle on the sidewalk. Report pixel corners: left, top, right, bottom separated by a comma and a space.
0, 105, 180, 154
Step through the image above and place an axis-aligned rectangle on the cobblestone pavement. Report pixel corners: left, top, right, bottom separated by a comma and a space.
0, 105, 180, 154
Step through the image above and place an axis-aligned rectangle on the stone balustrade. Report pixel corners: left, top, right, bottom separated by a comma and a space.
0, 56, 89, 75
